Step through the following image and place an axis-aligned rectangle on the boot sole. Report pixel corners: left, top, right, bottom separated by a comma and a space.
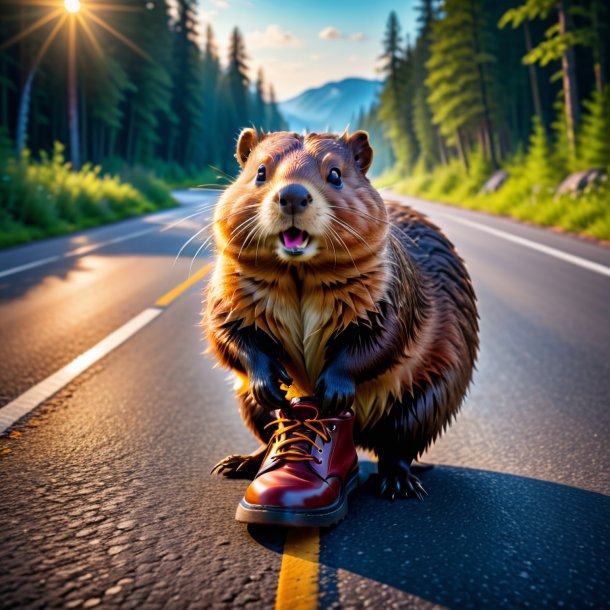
235, 470, 360, 528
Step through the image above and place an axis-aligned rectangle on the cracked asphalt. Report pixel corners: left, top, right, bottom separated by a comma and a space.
0, 190, 609, 609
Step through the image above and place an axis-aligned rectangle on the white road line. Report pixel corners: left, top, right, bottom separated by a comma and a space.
0, 307, 162, 434
0, 202, 208, 280
0, 227, 161, 280
438, 213, 610, 278
0, 255, 62, 278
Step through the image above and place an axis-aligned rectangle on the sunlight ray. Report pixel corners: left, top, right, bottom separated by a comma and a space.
82, 7, 150, 60
0, 0, 61, 7
0, 7, 62, 51
85, 2, 144, 12
75, 12, 103, 58
31, 12, 67, 65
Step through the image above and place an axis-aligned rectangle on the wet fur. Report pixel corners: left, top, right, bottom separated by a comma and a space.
205, 130, 479, 490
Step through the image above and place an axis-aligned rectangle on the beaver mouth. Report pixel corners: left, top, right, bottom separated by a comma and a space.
280, 227, 310, 255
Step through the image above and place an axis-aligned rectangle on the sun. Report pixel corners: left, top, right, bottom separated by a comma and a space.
64, 0, 81, 14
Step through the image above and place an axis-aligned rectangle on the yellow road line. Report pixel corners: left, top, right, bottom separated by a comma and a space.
155, 263, 212, 307
275, 528, 320, 610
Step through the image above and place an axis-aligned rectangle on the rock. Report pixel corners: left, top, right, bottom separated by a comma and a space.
556, 168, 607, 197
480, 170, 509, 194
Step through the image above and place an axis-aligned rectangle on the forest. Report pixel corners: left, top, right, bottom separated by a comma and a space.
1, 0, 609, 247
364, 0, 610, 240
0, 0, 287, 246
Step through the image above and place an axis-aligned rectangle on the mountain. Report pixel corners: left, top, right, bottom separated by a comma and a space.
279, 77, 383, 134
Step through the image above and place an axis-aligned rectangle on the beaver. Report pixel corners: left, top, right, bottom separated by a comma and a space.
205, 128, 479, 498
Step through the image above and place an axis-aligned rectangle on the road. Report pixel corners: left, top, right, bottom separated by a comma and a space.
0, 189, 609, 610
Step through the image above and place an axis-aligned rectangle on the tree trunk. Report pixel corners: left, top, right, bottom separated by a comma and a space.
590, 0, 605, 92
524, 21, 544, 124
67, 17, 80, 170
558, 0, 579, 159
438, 134, 448, 166
470, 0, 498, 168
456, 128, 469, 174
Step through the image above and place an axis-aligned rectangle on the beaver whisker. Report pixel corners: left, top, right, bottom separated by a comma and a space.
162, 204, 218, 234
255, 227, 267, 266
174, 205, 259, 265
207, 164, 237, 184
327, 204, 419, 249
321, 230, 337, 269
192, 185, 229, 191
327, 224, 361, 276
220, 217, 260, 259
189, 235, 213, 277
331, 216, 376, 257
237, 220, 263, 261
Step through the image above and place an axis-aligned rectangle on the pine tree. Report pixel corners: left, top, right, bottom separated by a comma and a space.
267, 84, 288, 131
168, 0, 205, 166
499, 0, 582, 158
411, 0, 441, 170
129, 0, 173, 165
577, 85, 610, 169
226, 27, 250, 130
526, 114, 557, 188
201, 24, 221, 165
426, 0, 499, 171
378, 12, 417, 173
252, 69, 266, 130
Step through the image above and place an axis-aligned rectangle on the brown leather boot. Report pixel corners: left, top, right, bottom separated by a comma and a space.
235, 397, 359, 527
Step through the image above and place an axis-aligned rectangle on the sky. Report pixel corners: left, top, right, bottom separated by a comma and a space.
198, 0, 419, 101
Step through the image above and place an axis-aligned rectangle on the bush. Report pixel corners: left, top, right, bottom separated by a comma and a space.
0, 140, 175, 249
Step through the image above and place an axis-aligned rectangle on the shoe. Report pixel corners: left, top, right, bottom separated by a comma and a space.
235, 397, 359, 528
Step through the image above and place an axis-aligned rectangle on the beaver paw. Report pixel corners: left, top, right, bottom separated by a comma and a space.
211, 446, 266, 479
377, 458, 428, 501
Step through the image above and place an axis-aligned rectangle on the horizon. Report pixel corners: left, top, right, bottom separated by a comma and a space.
197, 0, 418, 101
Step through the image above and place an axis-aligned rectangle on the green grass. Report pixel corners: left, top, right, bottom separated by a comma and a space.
0, 142, 176, 249
386, 156, 610, 242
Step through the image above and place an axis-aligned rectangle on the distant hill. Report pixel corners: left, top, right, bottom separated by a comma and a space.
279, 77, 383, 134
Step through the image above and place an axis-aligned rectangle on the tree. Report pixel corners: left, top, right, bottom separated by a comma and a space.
168, 0, 205, 166
426, 0, 500, 171
252, 69, 266, 129
267, 84, 288, 132
577, 85, 610, 169
378, 12, 418, 172
122, 0, 173, 165
201, 23, 221, 165
499, 0, 582, 158
412, 0, 442, 170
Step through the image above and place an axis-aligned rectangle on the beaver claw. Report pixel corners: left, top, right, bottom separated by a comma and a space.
211, 447, 266, 479
376, 458, 428, 501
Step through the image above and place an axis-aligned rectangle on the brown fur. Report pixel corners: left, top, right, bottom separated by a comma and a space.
204, 129, 479, 465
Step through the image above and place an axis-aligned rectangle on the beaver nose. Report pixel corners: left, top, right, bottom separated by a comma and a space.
278, 184, 312, 216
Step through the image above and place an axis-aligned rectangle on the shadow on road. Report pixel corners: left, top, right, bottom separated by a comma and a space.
250, 463, 609, 608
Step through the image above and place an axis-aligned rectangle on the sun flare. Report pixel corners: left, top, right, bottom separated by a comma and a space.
64, 0, 81, 13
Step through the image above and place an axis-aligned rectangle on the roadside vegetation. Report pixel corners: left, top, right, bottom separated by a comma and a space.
366, 1, 610, 241
0, 134, 175, 248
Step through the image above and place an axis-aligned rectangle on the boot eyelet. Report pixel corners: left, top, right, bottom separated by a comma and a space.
328, 424, 336, 432
318, 448, 323, 453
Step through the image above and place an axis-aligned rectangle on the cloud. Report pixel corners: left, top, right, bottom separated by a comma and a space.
211, 0, 229, 8
246, 24, 303, 49
318, 26, 342, 40
350, 32, 367, 42
199, 9, 218, 23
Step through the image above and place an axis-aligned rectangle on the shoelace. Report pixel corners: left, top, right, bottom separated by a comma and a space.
264, 416, 333, 464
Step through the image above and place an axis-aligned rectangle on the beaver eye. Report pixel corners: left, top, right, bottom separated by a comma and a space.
327, 167, 342, 189
256, 164, 266, 184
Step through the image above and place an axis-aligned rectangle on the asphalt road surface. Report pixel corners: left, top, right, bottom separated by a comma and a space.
1, 189, 609, 610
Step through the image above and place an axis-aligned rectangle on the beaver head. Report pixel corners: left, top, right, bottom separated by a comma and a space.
213, 130, 388, 270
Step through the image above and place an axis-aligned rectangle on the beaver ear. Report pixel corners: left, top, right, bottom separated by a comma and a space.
235, 128, 263, 168
346, 130, 374, 175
